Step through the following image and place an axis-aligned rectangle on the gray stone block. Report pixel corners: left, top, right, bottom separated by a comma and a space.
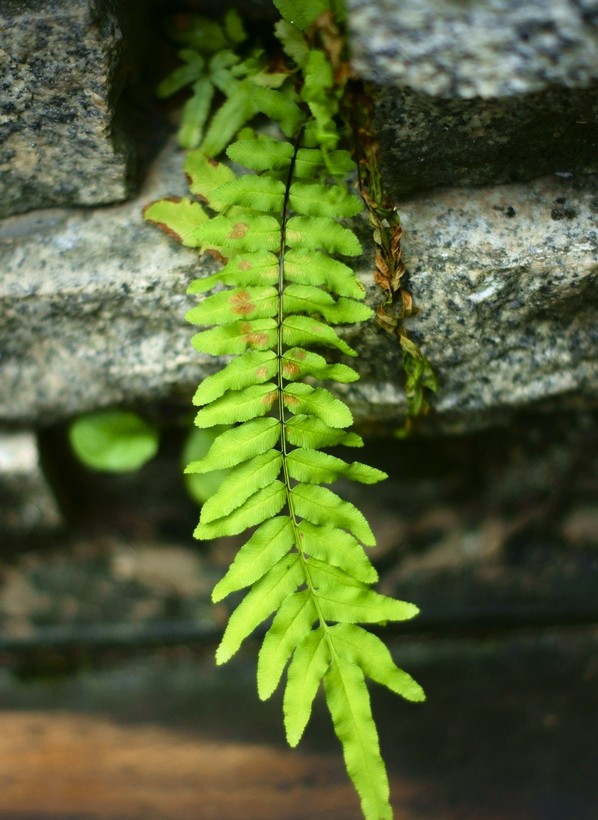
356, 172, 598, 430
0, 432, 62, 536
0, 140, 596, 432
0, 141, 204, 426
0, 0, 137, 218
347, 0, 598, 194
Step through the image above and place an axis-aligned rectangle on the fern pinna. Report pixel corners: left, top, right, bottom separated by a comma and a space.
145, 2, 424, 818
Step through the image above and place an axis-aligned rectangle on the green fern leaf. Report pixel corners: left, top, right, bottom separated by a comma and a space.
186, 286, 278, 327
284, 250, 366, 300
273, 0, 330, 31
194, 383, 278, 427
294, 147, 355, 180
274, 19, 310, 68
193, 350, 278, 405
287, 448, 387, 485
191, 318, 277, 355
200, 80, 257, 157
283, 627, 330, 746
212, 516, 294, 602
251, 85, 304, 136
195, 479, 286, 539
329, 624, 426, 703
227, 137, 295, 171
142, 197, 208, 247
184, 150, 235, 209
285, 415, 364, 449
194, 213, 280, 252
257, 590, 318, 700
324, 658, 393, 820
282, 314, 357, 356
212, 175, 285, 213
289, 182, 362, 218
178, 77, 215, 149
188, 252, 279, 294
316, 584, 420, 624
297, 521, 378, 584
200, 449, 283, 523
185, 417, 280, 474
308, 557, 366, 591
282, 348, 359, 384
216, 553, 304, 663
284, 284, 373, 324
291, 483, 375, 546
286, 216, 362, 256
156, 49, 205, 98
283, 382, 353, 428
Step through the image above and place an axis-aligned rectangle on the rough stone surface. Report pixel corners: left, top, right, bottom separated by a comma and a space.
0, 141, 596, 431
0, 142, 207, 427
358, 171, 598, 430
0, 432, 62, 536
347, 0, 598, 194
0, 0, 137, 218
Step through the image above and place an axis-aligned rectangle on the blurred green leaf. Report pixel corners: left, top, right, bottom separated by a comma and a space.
69, 411, 159, 472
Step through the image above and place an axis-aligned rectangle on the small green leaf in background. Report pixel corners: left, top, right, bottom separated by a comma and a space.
183, 426, 231, 504
69, 411, 159, 472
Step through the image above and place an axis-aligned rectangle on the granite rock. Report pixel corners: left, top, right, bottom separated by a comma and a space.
355, 172, 598, 430
0, 142, 205, 426
347, 0, 598, 194
0, 432, 62, 536
0, 0, 138, 218
0, 141, 596, 432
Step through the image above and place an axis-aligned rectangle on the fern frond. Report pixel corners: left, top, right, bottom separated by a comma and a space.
147, 7, 426, 817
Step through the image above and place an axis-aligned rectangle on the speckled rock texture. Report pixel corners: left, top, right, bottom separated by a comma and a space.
347, 0, 598, 195
0, 142, 596, 431
0, 0, 137, 218
0, 143, 205, 426
0, 432, 62, 535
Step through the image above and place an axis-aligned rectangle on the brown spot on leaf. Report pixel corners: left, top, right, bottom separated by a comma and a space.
293, 349, 307, 360
282, 361, 301, 378
230, 222, 249, 240
238, 260, 252, 271
262, 391, 278, 407
230, 290, 256, 316
283, 394, 300, 408
256, 366, 269, 379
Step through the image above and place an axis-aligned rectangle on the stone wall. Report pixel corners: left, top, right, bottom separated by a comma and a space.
1, 0, 597, 534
